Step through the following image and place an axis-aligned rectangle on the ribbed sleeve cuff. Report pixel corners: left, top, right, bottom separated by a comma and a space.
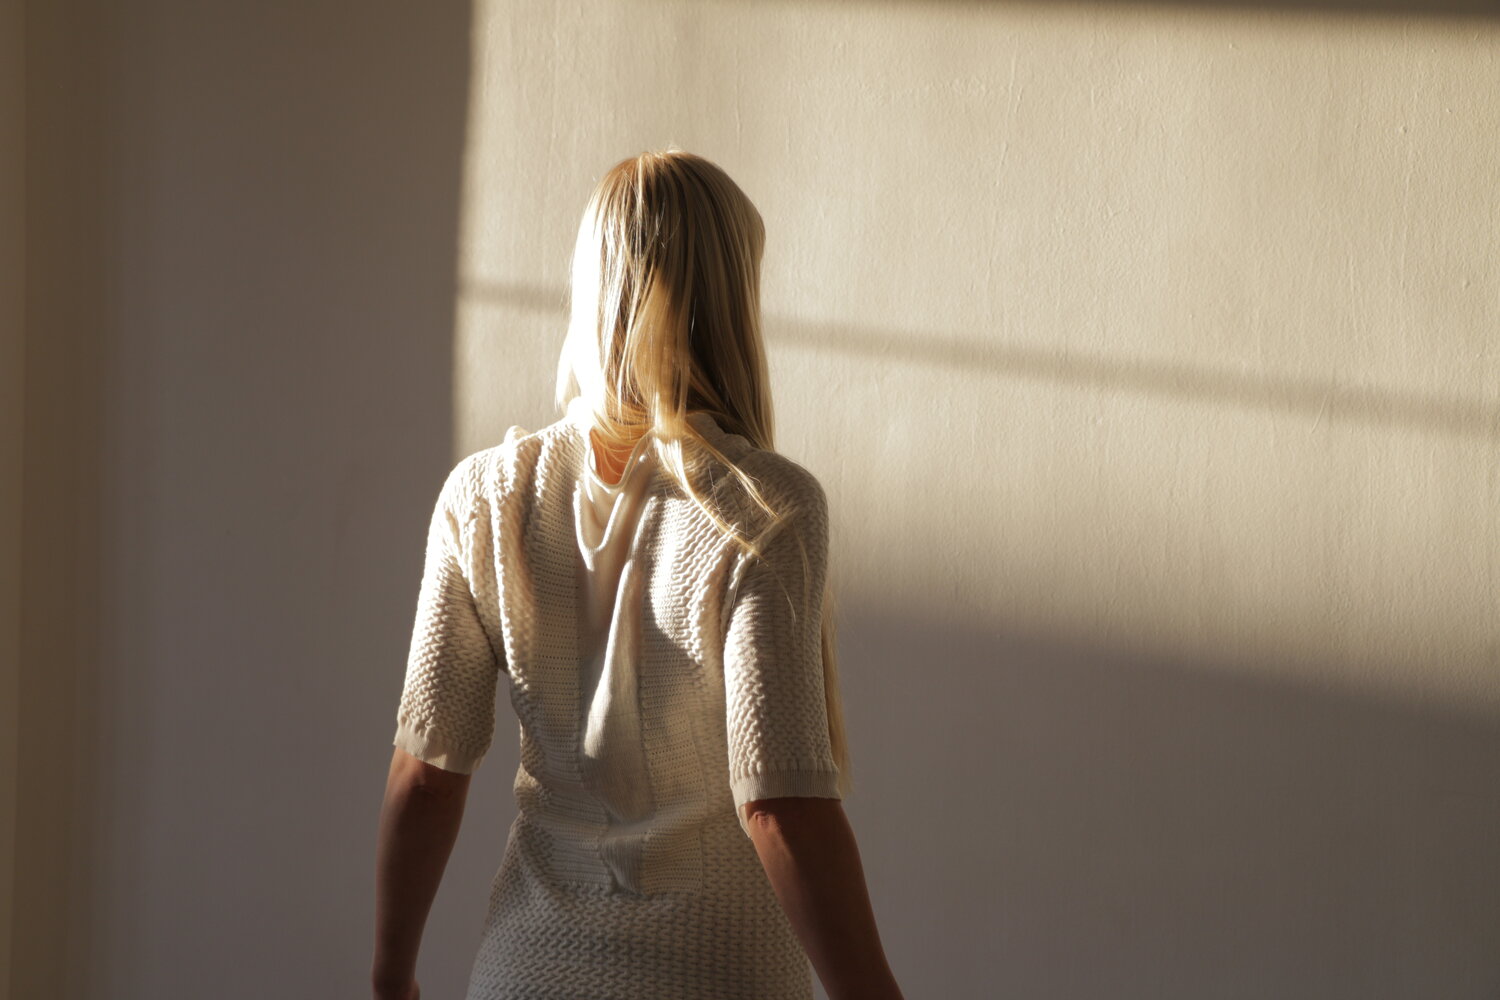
730, 767, 843, 839
393, 720, 485, 775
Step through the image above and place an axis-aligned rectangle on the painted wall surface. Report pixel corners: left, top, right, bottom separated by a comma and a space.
458, 7, 1499, 991
18, 3, 483, 999
14, 1, 1500, 999
1, 0, 23, 995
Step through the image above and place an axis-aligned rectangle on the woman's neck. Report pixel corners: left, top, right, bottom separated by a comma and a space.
589, 427, 644, 486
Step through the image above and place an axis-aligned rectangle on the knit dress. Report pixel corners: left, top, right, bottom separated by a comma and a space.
392, 396, 844, 1000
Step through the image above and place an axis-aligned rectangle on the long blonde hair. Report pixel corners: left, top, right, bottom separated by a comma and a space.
554, 148, 851, 795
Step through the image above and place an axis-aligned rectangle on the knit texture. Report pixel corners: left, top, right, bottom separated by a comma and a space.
393, 407, 843, 1000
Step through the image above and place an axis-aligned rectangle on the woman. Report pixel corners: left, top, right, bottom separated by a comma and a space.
372, 150, 906, 1000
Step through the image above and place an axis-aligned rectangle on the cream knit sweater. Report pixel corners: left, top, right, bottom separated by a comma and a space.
392, 401, 843, 999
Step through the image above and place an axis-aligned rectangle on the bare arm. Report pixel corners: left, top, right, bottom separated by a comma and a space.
371, 747, 472, 996
746, 797, 906, 1000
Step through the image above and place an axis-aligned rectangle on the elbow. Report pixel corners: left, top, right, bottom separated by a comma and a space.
743, 795, 843, 833
389, 747, 473, 801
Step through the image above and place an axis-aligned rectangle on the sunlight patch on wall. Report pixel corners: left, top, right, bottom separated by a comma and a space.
452, 0, 1500, 714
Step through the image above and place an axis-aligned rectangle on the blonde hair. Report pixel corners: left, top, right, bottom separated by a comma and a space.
554, 148, 851, 796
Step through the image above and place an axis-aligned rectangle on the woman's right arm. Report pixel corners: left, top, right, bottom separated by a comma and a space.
746, 796, 907, 1000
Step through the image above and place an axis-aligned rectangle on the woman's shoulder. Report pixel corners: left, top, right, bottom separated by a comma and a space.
432, 423, 544, 513
699, 431, 829, 542
442, 414, 829, 524
733, 447, 826, 508
688, 413, 822, 498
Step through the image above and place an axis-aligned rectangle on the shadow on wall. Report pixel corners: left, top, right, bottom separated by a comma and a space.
20, 2, 478, 998
464, 281, 1500, 990
462, 281, 1500, 444
841, 604, 1500, 998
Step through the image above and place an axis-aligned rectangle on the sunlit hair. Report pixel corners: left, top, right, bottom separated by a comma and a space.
554, 148, 850, 795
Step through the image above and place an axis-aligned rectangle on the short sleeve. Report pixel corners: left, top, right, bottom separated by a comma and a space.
723, 482, 842, 838
392, 458, 501, 774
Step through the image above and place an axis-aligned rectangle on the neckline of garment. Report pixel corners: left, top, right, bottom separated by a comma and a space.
583, 428, 656, 494
565, 399, 725, 493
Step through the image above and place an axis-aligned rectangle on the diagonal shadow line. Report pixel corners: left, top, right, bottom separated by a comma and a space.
463, 280, 1500, 442
743, 0, 1500, 21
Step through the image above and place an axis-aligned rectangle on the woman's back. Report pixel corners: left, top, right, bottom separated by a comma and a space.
393, 398, 842, 999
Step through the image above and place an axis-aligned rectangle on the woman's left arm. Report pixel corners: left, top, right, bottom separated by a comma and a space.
372, 746, 472, 998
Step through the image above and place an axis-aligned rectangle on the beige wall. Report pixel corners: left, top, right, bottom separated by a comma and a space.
14, 1, 1500, 998
459, 8, 1500, 992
